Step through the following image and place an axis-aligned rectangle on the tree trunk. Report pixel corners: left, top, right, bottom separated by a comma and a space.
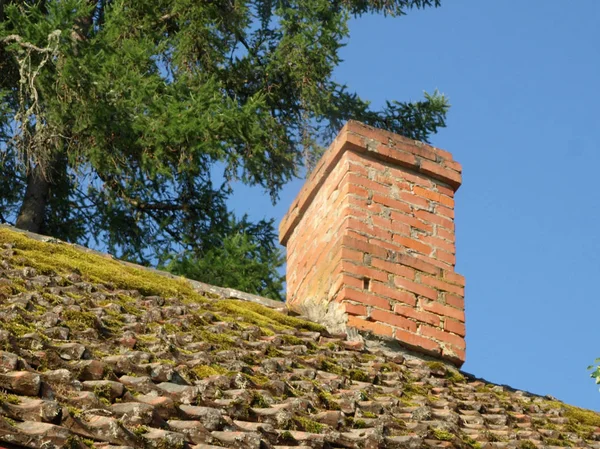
15, 165, 51, 233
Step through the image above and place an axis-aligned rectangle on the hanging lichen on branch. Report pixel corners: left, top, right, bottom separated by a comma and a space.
2, 30, 62, 181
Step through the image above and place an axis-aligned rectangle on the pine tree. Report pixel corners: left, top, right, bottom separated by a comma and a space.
0, 0, 448, 300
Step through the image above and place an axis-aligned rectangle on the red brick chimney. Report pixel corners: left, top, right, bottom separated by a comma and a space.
279, 121, 465, 366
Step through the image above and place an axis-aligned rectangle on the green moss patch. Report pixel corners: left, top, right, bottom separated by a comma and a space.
0, 392, 20, 405
563, 404, 600, 427
462, 435, 482, 449
349, 368, 370, 382
445, 369, 465, 384
519, 441, 537, 449
213, 299, 325, 333
318, 358, 345, 376
291, 416, 326, 434
543, 437, 573, 447
192, 364, 228, 379
317, 390, 341, 410
250, 391, 270, 408
61, 310, 99, 331
2, 313, 38, 337
0, 228, 207, 301
432, 428, 454, 441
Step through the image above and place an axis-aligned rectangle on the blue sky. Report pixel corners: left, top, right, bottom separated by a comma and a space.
228, 1, 600, 410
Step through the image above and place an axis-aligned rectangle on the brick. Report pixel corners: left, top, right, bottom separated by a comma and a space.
394, 328, 441, 354
419, 159, 462, 188
393, 141, 439, 162
340, 247, 364, 263
390, 221, 411, 237
371, 258, 416, 280
436, 205, 454, 219
372, 215, 392, 230
346, 205, 370, 220
282, 240, 310, 262
394, 304, 440, 326
346, 183, 369, 198
328, 273, 364, 297
342, 234, 388, 259
392, 290, 417, 307
414, 253, 452, 270
370, 309, 417, 332
398, 191, 430, 209
345, 122, 391, 144
444, 318, 466, 337
420, 275, 465, 296
340, 261, 389, 284
436, 184, 455, 197
442, 345, 466, 364
315, 241, 341, 268
416, 235, 455, 255
443, 159, 462, 173
388, 252, 441, 276
392, 236, 432, 256
438, 193, 456, 209
367, 237, 403, 253
394, 277, 438, 301
396, 170, 434, 188
421, 301, 465, 322
337, 287, 391, 311
346, 195, 369, 210
390, 211, 433, 234
370, 225, 393, 242
445, 294, 464, 309
371, 144, 419, 169
442, 271, 465, 287
372, 194, 412, 214
412, 186, 441, 203
370, 281, 417, 306
347, 160, 369, 177
436, 226, 455, 242
346, 149, 389, 172
348, 173, 390, 196
345, 217, 373, 236
343, 302, 368, 316
420, 324, 465, 349
372, 172, 391, 185
366, 202, 383, 215
414, 210, 454, 230
413, 186, 455, 208
327, 274, 344, 298
347, 315, 393, 337
375, 175, 410, 192
430, 147, 455, 163
328, 181, 349, 204
436, 249, 456, 265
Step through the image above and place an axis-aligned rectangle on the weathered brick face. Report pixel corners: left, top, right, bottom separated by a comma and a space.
280, 121, 465, 366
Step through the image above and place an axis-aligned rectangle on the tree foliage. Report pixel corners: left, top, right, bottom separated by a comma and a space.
588, 359, 600, 390
167, 216, 285, 300
0, 0, 447, 299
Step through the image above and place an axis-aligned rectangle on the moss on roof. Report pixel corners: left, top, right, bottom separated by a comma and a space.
0, 226, 599, 449
0, 227, 322, 336
0, 228, 207, 299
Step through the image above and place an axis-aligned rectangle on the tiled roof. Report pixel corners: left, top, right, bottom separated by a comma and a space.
0, 227, 599, 449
